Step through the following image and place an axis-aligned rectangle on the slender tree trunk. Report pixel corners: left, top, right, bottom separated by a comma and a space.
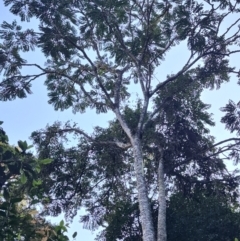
114, 109, 156, 241
157, 158, 167, 241
132, 137, 156, 241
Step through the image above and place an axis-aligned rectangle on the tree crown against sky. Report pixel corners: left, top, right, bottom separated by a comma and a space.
1, 0, 240, 241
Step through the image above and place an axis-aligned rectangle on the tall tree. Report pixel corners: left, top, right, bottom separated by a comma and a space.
1, 0, 240, 240
30, 97, 240, 240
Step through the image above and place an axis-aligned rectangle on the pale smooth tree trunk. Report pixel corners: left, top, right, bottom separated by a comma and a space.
114, 109, 157, 241
132, 137, 156, 241
157, 158, 167, 241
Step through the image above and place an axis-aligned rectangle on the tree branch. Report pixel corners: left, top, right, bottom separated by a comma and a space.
172, 170, 238, 185
137, 97, 150, 135
142, 96, 172, 132
212, 138, 240, 148
45, 127, 131, 149
174, 138, 240, 169
45, 15, 115, 108
113, 65, 130, 108
114, 108, 134, 142
150, 51, 201, 97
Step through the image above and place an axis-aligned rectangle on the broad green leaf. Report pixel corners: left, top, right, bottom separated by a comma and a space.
8, 163, 21, 175
39, 158, 53, 165
20, 173, 27, 184
15, 146, 21, 153
62, 226, 68, 232
60, 220, 64, 227
72, 232, 77, 238
18, 140, 28, 152
35, 165, 41, 173
32, 179, 42, 186
27, 144, 33, 149
10, 198, 23, 203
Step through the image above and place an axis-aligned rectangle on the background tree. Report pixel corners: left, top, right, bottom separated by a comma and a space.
167, 192, 240, 241
0, 121, 73, 241
1, 0, 240, 240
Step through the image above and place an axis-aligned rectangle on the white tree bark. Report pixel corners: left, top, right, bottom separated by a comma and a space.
157, 158, 167, 241
132, 137, 156, 241
114, 109, 157, 241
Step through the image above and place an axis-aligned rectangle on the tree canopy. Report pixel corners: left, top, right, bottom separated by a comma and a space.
1, 0, 240, 240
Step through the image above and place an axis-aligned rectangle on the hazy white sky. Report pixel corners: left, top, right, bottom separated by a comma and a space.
1, 1, 240, 240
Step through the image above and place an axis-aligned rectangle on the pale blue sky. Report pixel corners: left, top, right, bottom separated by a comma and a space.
1, 1, 240, 240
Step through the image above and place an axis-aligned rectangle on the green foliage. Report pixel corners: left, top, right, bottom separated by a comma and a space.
95, 191, 240, 241
1, 0, 238, 112
167, 193, 240, 241
0, 121, 73, 241
72, 231, 77, 239
30, 98, 239, 238
1, 0, 240, 240
221, 100, 240, 135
